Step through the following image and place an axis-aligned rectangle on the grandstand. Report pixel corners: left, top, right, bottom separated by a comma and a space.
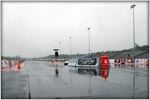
134, 51, 149, 58
107, 51, 148, 59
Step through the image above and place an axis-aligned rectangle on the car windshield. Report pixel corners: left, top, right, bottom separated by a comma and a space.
1, 2, 149, 99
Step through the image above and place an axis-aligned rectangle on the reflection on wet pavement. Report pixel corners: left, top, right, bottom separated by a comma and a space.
1, 61, 149, 99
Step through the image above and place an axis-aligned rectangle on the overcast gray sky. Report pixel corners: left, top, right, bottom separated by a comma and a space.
2, 2, 148, 58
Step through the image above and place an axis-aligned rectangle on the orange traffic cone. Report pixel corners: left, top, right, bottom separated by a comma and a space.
18, 60, 21, 69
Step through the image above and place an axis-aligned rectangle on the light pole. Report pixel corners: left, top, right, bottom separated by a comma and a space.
59, 42, 61, 59
131, 4, 136, 98
69, 36, 72, 58
87, 27, 91, 55
131, 4, 136, 51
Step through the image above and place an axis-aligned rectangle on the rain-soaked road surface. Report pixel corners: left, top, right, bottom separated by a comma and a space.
1, 61, 149, 99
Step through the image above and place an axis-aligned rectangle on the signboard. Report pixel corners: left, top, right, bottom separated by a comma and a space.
120, 58, 126, 64
53, 48, 59, 51
115, 59, 120, 63
127, 58, 135, 63
135, 59, 145, 64
78, 58, 97, 65
109, 59, 115, 64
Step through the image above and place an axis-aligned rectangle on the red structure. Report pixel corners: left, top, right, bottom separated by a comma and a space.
98, 54, 109, 80
100, 54, 109, 68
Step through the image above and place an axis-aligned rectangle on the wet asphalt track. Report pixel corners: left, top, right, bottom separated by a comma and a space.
1, 61, 149, 99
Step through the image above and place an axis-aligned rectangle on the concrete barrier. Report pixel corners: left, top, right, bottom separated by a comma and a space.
1, 60, 9, 67
1, 60, 18, 68
109, 58, 148, 65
